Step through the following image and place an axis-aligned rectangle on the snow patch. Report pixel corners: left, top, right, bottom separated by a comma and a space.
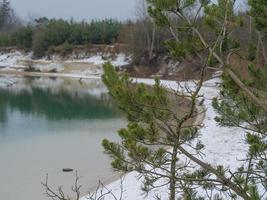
68, 53, 130, 67
0, 51, 30, 69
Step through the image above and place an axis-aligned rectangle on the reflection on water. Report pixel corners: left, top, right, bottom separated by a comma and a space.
0, 80, 118, 122
0, 76, 125, 200
0, 77, 120, 122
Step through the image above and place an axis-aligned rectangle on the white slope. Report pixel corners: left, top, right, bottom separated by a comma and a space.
0, 51, 130, 75
71, 53, 130, 67
0, 51, 31, 69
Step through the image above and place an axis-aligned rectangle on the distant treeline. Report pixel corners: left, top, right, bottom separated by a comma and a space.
0, 0, 263, 69
0, 18, 122, 57
0, 1, 123, 58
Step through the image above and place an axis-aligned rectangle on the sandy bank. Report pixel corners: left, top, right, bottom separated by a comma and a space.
0, 70, 101, 79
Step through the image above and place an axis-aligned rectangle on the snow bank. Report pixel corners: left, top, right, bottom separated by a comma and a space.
67, 53, 130, 67
0, 51, 130, 76
0, 51, 31, 69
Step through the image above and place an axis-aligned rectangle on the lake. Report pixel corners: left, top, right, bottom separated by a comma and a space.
0, 76, 126, 200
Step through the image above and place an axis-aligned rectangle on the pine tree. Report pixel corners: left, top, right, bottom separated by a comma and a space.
212, 1, 267, 198
102, 1, 267, 200
248, 0, 267, 63
248, 0, 267, 38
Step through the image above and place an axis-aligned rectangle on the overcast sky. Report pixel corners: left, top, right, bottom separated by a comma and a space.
10, 0, 138, 21
10, 0, 247, 22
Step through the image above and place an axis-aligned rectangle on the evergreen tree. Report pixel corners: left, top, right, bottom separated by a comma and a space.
213, 1, 267, 198
248, 0, 267, 38
102, 0, 267, 200
248, 0, 267, 63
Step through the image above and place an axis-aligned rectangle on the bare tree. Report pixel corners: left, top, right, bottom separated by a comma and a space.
135, 0, 156, 61
0, 0, 21, 32
42, 172, 124, 200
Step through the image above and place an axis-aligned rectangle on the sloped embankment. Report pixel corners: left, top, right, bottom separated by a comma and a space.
0, 45, 131, 77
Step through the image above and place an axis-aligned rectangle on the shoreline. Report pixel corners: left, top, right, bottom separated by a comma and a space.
0, 70, 101, 80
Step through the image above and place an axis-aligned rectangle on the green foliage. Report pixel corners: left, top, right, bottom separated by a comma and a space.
248, 0, 267, 38
0, 18, 121, 57
213, 69, 267, 199
204, 0, 243, 54
101, 0, 267, 199
204, 0, 235, 29
247, 185, 261, 200
0, 33, 10, 46
102, 63, 192, 192
88, 19, 121, 44
146, 0, 220, 64
180, 127, 199, 142
31, 19, 121, 58
246, 133, 267, 157
101, 62, 234, 200
246, 64, 267, 90
212, 71, 265, 128
165, 39, 187, 60
147, 0, 197, 27
147, 6, 170, 27
0, 26, 33, 48
11, 26, 33, 48
32, 19, 70, 57
247, 43, 257, 61
182, 187, 203, 200
32, 29, 48, 58
209, 0, 267, 185
103, 0, 267, 199
165, 35, 203, 60
103, 63, 170, 123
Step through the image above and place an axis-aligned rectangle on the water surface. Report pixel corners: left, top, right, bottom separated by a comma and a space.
0, 76, 125, 200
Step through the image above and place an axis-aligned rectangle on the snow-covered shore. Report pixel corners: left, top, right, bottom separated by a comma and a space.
0, 51, 130, 77
81, 77, 249, 200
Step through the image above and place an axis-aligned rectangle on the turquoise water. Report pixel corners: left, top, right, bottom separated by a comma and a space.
0, 77, 125, 200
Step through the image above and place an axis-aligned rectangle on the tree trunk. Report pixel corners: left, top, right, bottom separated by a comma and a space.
149, 23, 155, 60
256, 32, 262, 65
258, 32, 267, 63
169, 145, 178, 200
192, 27, 267, 113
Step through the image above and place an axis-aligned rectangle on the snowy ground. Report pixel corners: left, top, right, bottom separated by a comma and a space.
0, 51, 32, 69
81, 77, 249, 200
